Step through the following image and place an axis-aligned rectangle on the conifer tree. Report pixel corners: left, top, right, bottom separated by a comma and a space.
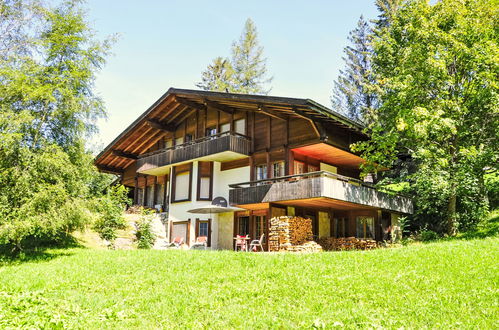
197, 18, 272, 94
331, 16, 376, 123
196, 57, 234, 92
230, 18, 272, 94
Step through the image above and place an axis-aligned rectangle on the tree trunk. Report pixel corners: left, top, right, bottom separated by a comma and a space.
447, 192, 457, 236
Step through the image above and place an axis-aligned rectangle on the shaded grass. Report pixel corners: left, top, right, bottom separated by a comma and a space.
0, 238, 498, 329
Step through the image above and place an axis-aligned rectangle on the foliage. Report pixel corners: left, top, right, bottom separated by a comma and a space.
353, 0, 499, 235
92, 185, 129, 246
0, 0, 119, 251
134, 208, 156, 249
331, 16, 377, 123
485, 171, 499, 208
197, 18, 272, 94
196, 56, 234, 93
420, 229, 439, 242
0, 238, 497, 328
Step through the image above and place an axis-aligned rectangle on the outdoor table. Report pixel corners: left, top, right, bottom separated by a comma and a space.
233, 236, 251, 251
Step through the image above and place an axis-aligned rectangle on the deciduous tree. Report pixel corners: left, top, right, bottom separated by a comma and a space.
353, 0, 498, 235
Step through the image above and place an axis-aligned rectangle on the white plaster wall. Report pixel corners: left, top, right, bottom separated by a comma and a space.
167, 161, 250, 249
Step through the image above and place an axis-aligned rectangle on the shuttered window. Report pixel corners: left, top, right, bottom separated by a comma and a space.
172, 163, 192, 202
197, 161, 213, 201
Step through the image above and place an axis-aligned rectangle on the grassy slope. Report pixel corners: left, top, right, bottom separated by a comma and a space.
0, 238, 498, 329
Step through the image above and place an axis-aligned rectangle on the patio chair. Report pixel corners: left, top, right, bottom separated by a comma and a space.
234, 235, 249, 252
190, 236, 208, 250
249, 234, 265, 252
167, 236, 184, 248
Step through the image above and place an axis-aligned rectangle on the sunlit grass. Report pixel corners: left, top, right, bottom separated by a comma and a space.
0, 237, 498, 328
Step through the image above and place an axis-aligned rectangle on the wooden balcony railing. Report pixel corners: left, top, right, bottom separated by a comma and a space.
229, 171, 413, 214
137, 132, 251, 173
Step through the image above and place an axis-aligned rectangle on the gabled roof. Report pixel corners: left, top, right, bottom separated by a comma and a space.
94, 88, 365, 174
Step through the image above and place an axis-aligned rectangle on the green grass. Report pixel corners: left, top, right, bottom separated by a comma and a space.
0, 238, 498, 329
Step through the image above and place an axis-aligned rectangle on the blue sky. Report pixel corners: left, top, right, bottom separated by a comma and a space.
87, 1, 379, 150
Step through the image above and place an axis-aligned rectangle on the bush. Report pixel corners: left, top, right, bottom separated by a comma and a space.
135, 209, 156, 249
420, 229, 439, 242
92, 185, 129, 247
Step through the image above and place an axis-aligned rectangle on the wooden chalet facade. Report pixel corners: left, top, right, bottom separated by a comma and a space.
95, 88, 412, 250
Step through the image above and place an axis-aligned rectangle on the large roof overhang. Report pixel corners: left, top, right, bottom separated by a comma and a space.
94, 88, 366, 174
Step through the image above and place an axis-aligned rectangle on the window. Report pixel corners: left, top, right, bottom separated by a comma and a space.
196, 219, 211, 247
146, 185, 154, 207
234, 119, 246, 135
308, 164, 319, 172
356, 216, 375, 239
174, 136, 184, 146
335, 218, 348, 237
294, 161, 306, 175
255, 164, 268, 181
155, 183, 165, 206
184, 134, 193, 143
199, 222, 209, 237
172, 164, 192, 202
165, 139, 173, 148
237, 216, 250, 236
255, 215, 267, 240
206, 127, 217, 137
220, 123, 230, 133
272, 161, 285, 178
197, 161, 213, 201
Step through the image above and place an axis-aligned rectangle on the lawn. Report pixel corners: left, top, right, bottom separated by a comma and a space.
0, 238, 498, 329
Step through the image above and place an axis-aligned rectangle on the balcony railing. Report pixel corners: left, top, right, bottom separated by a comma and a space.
137, 132, 251, 173
229, 171, 413, 214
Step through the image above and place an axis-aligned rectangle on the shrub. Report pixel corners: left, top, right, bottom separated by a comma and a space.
135, 209, 156, 249
420, 229, 439, 242
92, 185, 129, 247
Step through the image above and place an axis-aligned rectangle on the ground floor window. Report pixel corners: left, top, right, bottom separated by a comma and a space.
335, 217, 348, 237
237, 216, 250, 236
356, 216, 375, 239
255, 215, 267, 239
199, 222, 209, 237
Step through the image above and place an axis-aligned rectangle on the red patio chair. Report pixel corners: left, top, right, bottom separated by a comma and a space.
235, 235, 249, 251
168, 236, 184, 248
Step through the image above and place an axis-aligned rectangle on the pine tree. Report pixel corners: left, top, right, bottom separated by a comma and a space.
196, 18, 272, 94
230, 18, 272, 94
196, 57, 234, 92
331, 16, 376, 123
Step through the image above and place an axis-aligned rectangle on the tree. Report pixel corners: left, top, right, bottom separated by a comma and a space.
353, 0, 499, 235
231, 18, 272, 94
331, 16, 376, 123
373, 0, 402, 29
0, 0, 122, 251
196, 56, 234, 92
197, 18, 272, 94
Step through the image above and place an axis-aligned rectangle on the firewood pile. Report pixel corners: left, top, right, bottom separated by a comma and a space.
316, 237, 378, 251
269, 216, 320, 252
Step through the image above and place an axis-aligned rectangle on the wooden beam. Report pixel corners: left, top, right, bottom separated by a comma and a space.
259, 105, 287, 121
96, 165, 124, 174
293, 107, 321, 137
204, 99, 234, 115
176, 97, 206, 111
112, 150, 138, 160
146, 119, 175, 133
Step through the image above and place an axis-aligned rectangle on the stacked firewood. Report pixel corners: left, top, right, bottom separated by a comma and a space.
285, 241, 323, 253
316, 237, 378, 251
269, 216, 320, 252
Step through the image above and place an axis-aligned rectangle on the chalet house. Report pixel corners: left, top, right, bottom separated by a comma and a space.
95, 88, 412, 250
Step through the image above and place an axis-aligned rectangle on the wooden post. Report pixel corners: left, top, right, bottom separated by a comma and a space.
153, 176, 158, 206
133, 175, 138, 205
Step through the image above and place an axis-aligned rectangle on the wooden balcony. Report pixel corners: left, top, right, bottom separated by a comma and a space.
137, 132, 251, 174
229, 171, 413, 214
